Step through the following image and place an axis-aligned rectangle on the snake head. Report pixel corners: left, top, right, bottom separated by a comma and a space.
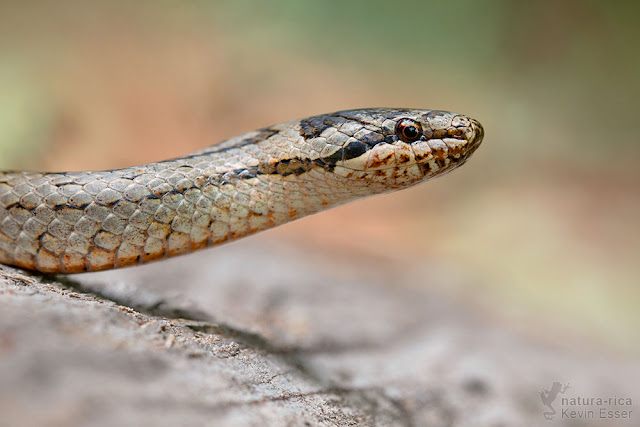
312, 108, 484, 189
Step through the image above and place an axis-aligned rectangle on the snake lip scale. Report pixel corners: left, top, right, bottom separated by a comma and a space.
0, 108, 484, 273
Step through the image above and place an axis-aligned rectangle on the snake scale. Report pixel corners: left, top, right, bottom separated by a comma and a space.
0, 108, 483, 273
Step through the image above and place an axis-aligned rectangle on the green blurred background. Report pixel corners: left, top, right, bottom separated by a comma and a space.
0, 1, 638, 354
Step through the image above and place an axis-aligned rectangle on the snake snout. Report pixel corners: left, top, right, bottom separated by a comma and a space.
469, 118, 484, 151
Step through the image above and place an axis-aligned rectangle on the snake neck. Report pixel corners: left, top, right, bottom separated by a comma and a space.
0, 153, 380, 273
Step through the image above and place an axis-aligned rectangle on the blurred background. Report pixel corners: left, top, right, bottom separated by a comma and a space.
0, 0, 637, 356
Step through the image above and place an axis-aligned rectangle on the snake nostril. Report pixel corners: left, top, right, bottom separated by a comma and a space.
448, 128, 465, 139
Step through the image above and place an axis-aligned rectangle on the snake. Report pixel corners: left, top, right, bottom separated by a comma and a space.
0, 108, 483, 273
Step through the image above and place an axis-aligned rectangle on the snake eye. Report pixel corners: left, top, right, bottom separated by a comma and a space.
395, 119, 422, 143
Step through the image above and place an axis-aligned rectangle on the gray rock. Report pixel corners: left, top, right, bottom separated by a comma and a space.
0, 240, 637, 426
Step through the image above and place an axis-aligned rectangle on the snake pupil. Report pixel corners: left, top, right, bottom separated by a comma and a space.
404, 126, 418, 138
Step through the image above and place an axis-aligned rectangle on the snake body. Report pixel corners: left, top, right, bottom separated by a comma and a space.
0, 108, 483, 273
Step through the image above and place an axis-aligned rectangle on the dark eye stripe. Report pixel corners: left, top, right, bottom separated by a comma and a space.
343, 141, 368, 159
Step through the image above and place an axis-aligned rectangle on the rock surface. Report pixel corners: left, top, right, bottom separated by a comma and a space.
0, 240, 637, 426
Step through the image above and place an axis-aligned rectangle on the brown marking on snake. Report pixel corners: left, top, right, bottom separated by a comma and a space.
115, 243, 143, 268
397, 153, 411, 163
87, 248, 116, 271
367, 151, 395, 169
167, 233, 191, 257
266, 211, 277, 227
194, 175, 208, 188
432, 146, 448, 159
413, 150, 432, 162
62, 251, 89, 273
228, 229, 249, 240
246, 211, 267, 232
191, 239, 208, 251
257, 158, 314, 176
446, 146, 464, 156
277, 159, 308, 176
208, 234, 229, 246
36, 248, 59, 273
